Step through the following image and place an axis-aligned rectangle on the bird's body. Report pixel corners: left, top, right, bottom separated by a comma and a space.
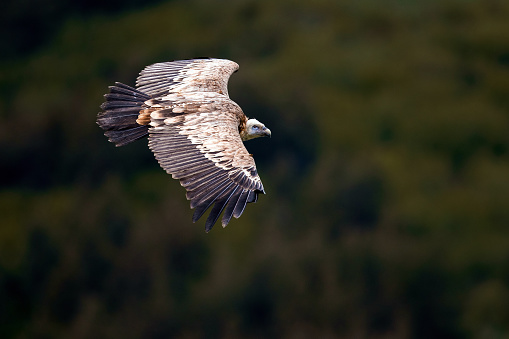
97, 58, 270, 232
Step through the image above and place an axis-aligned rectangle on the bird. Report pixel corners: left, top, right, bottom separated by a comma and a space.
97, 58, 271, 232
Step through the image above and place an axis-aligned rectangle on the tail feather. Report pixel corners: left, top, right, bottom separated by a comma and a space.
103, 92, 144, 102
97, 82, 151, 147
100, 100, 145, 110
105, 126, 150, 147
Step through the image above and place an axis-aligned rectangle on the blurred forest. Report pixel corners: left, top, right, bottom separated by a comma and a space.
2, 0, 509, 338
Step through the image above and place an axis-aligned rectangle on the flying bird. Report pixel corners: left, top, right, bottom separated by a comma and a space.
97, 58, 271, 232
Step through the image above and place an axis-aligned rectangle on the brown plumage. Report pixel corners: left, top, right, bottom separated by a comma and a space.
96, 58, 271, 232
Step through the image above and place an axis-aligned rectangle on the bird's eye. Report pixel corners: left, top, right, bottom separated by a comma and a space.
252, 125, 259, 130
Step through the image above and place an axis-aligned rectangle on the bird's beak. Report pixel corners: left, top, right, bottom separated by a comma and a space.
263, 127, 271, 138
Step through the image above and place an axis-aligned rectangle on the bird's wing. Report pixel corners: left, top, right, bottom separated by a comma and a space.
148, 96, 264, 232
136, 58, 239, 98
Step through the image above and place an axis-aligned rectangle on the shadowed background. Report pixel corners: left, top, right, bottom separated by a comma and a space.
2, 0, 509, 338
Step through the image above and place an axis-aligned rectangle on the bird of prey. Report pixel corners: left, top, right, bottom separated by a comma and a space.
97, 58, 271, 232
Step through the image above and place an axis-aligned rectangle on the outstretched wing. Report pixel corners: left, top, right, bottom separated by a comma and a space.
148, 96, 264, 232
136, 58, 239, 98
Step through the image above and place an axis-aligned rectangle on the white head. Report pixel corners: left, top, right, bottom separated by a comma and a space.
241, 118, 271, 141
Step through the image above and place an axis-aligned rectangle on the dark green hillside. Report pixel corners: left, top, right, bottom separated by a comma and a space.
2, 0, 509, 337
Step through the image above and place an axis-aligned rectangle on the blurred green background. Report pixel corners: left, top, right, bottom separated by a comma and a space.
2, 0, 509, 337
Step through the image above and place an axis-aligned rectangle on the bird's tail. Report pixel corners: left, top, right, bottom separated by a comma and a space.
97, 82, 151, 147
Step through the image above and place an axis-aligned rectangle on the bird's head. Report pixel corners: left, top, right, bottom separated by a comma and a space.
241, 118, 271, 141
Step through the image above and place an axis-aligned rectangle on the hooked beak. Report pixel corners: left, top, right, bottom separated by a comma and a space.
263, 127, 271, 138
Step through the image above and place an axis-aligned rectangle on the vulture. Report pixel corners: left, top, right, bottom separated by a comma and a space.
97, 58, 271, 232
